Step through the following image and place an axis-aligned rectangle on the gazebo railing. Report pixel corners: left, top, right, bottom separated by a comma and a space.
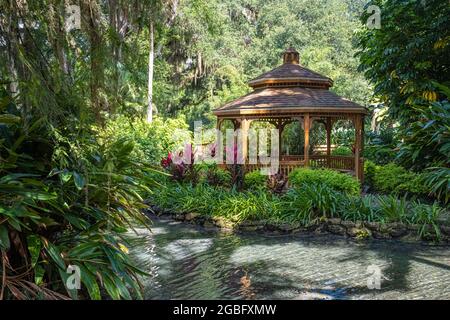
244, 155, 361, 177
281, 155, 355, 170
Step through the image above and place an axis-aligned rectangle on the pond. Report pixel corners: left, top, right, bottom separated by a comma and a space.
131, 216, 450, 300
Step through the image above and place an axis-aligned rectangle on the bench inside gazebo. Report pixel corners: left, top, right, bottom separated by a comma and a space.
213, 48, 367, 181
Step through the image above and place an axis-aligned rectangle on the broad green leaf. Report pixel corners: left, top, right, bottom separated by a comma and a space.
34, 263, 45, 286
59, 170, 72, 183
0, 184, 57, 200
0, 173, 40, 184
69, 242, 99, 259
28, 117, 45, 133
0, 114, 21, 124
27, 234, 41, 267
0, 224, 10, 250
42, 238, 66, 270
79, 265, 101, 300
102, 273, 121, 300
65, 214, 90, 230
112, 275, 132, 300
104, 246, 125, 273
122, 273, 143, 300
7, 217, 22, 231
58, 269, 78, 300
73, 172, 85, 190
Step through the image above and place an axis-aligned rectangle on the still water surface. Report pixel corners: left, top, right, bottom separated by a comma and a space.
131, 217, 450, 300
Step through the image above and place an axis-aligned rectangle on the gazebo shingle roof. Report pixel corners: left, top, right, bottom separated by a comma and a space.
248, 63, 333, 88
213, 87, 365, 116
213, 47, 366, 116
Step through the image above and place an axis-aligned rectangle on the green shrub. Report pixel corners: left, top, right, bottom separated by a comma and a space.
100, 115, 191, 165
176, 184, 221, 214
364, 160, 377, 188
372, 163, 428, 196
217, 192, 262, 221
198, 164, 231, 187
215, 189, 283, 222
332, 146, 352, 156
151, 182, 222, 215
244, 170, 267, 190
364, 129, 398, 165
288, 168, 360, 195
396, 174, 428, 195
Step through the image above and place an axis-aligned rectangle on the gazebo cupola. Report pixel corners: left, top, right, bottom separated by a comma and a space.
247, 47, 333, 90
213, 47, 367, 181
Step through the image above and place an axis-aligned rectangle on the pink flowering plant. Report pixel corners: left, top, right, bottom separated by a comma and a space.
160, 144, 199, 184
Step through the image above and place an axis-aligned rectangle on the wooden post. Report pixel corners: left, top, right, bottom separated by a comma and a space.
304, 113, 310, 167
216, 118, 223, 163
326, 118, 331, 167
239, 118, 250, 165
354, 114, 362, 182
360, 116, 365, 183
277, 120, 284, 165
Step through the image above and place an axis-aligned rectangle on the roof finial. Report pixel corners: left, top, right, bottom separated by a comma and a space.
283, 47, 299, 65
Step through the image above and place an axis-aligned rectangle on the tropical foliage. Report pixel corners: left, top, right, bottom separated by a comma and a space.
356, 0, 449, 205
0, 90, 154, 299
357, 0, 449, 124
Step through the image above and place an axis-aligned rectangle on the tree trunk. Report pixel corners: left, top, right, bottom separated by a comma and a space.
81, 1, 105, 124
50, 1, 70, 78
146, 21, 154, 123
109, 0, 118, 113
3, 4, 19, 96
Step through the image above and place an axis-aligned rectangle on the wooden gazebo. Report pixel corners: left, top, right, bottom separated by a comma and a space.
213, 48, 367, 181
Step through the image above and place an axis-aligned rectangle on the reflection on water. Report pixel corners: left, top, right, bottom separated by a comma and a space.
130, 217, 450, 300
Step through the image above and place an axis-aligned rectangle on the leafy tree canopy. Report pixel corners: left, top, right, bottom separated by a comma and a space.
356, 0, 450, 123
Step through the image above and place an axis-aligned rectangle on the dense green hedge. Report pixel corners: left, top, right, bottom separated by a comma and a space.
364, 161, 428, 197
244, 170, 267, 190
288, 168, 360, 195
